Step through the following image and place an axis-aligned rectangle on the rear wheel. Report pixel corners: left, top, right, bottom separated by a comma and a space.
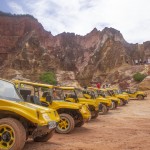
91, 111, 99, 119
137, 95, 144, 100
0, 118, 26, 150
119, 99, 124, 106
110, 102, 115, 110
123, 100, 127, 105
56, 113, 75, 134
75, 121, 84, 127
99, 104, 108, 115
33, 130, 54, 142
115, 102, 118, 108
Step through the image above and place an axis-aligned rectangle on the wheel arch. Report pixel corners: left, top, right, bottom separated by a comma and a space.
0, 110, 34, 132
57, 108, 83, 121
88, 104, 96, 111
136, 94, 144, 97
136, 94, 144, 100
101, 102, 108, 106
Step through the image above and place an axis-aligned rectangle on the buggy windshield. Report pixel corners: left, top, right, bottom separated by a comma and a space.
52, 88, 64, 100
0, 80, 23, 102
91, 91, 97, 98
88, 90, 97, 99
108, 90, 115, 96
75, 89, 84, 98
113, 90, 118, 94
98, 90, 110, 97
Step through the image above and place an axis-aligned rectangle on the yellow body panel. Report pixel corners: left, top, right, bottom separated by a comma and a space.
83, 89, 112, 107
97, 88, 121, 104
0, 78, 61, 149
13, 80, 91, 121
60, 87, 99, 111
40, 97, 91, 120
0, 99, 60, 125
106, 96, 120, 104
123, 91, 147, 98
96, 97, 112, 106
106, 88, 129, 102
115, 94, 129, 101
0, 79, 60, 126
65, 97, 99, 111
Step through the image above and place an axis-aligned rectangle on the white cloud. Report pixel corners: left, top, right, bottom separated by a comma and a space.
7, 1, 25, 14
6, 0, 150, 43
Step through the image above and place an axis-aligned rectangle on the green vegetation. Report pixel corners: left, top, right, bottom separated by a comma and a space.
133, 72, 147, 82
0, 11, 35, 19
39, 72, 57, 85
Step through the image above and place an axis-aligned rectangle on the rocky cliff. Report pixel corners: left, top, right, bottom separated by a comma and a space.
0, 12, 149, 86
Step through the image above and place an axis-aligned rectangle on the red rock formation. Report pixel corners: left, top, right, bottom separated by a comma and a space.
0, 12, 149, 85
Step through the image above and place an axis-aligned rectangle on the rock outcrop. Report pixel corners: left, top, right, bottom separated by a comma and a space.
56, 71, 80, 87
0, 12, 150, 86
100, 64, 150, 89
139, 76, 150, 90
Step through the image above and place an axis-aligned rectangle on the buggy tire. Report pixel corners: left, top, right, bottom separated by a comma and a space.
137, 95, 144, 100
114, 102, 118, 108
33, 130, 54, 142
110, 101, 115, 110
75, 121, 84, 127
56, 113, 75, 134
119, 99, 124, 106
0, 118, 26, 150
91, 111, 99, 119
99, 104, 108, 115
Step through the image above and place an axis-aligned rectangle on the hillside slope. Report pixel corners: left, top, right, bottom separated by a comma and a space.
0, 12, 149, 85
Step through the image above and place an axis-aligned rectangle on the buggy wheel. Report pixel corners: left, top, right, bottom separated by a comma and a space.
56, 113, 75, 134
0, 118, 26, 150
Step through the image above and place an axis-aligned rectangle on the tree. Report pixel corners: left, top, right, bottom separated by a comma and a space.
133, 72, 146, 82
39, 72, 57, 85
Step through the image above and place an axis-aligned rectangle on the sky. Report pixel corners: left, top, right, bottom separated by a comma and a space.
0, 0, 150, 44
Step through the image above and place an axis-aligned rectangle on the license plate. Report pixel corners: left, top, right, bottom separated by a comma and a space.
48, 121, 56, 129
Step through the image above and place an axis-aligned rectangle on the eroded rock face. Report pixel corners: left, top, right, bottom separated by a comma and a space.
0, 12, 150, 85
98, 65, 150, 89
139, 76, 150, 90
56, 71, 80, 87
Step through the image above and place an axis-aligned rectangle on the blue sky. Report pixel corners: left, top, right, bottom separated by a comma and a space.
0, 0, 150, 44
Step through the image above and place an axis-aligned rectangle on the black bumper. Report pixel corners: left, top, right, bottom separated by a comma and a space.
32, 123, 57, 138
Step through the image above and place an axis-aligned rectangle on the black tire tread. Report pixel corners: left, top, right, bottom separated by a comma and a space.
99, 104, 108, 115
34, 130, 54, 142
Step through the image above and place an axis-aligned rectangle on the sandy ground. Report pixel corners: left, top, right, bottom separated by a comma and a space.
24, 91, 150, 150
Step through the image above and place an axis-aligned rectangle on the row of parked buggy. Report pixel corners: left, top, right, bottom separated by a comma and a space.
0, 78, 147, 150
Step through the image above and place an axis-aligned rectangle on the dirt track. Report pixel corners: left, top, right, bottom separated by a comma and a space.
24, 92, 150, 150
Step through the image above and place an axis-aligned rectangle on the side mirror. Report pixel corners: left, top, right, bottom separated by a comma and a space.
46, 95, 52, 104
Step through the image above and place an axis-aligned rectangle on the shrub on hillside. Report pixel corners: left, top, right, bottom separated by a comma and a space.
133, 72, 147, 82
39, 72, 57, 85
